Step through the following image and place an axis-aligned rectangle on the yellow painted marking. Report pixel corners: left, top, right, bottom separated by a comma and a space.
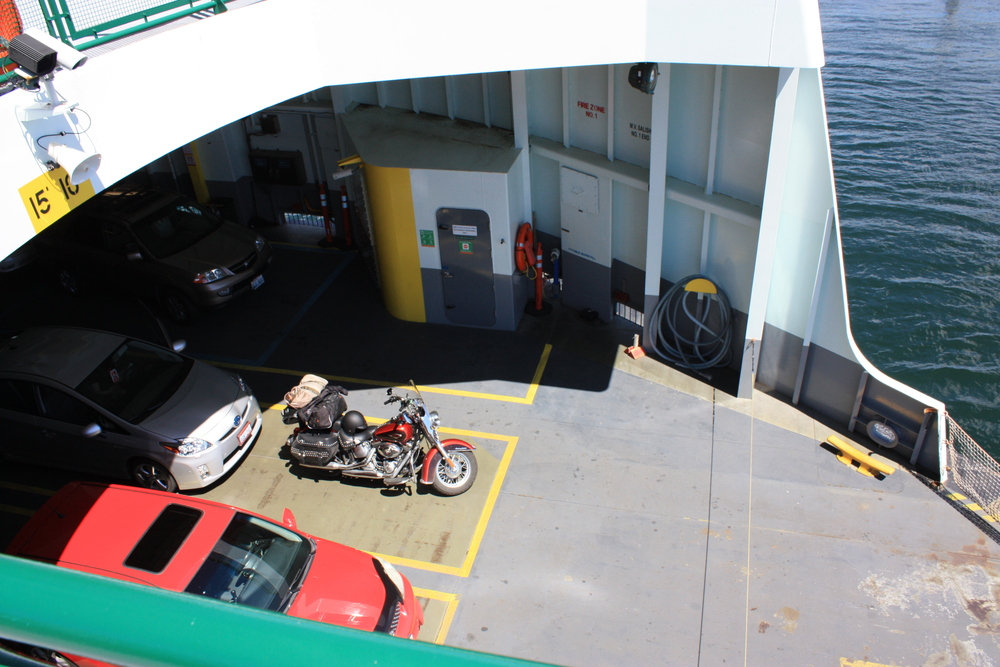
965, 503, 983, 511
0, 504, 34, 517
216, 357, 541, 577
840, 659, 907, 667
373, 433, 519, 578
947, 493, 967, 501
214, 342, 552, 406
412, 588, 460, 645
18, 166, 96, 233
826, 435, 896, 476
0, 481, 57, 496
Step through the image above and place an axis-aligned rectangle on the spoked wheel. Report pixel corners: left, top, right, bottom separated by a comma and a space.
431, 450, 477, 496
130, 459, 179, 493
161, 288, 198, 325
57, 266, 84, 295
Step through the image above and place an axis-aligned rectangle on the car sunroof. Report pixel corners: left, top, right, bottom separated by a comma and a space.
124, 504, 202, 573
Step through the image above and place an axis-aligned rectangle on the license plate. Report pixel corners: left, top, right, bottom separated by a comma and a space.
251, 274, 264, 290
237, 421, 252, 446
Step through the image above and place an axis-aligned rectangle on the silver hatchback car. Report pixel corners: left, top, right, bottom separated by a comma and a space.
0, 327, 261, 492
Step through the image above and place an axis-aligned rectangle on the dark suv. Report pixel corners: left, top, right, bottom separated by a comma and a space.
35, 187, 273, 324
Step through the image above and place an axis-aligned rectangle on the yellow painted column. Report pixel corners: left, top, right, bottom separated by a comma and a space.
363, 164, 425, 322
182, 142, 210, 205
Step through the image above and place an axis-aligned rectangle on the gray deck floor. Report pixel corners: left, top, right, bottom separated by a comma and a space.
388, 314, 1000, 666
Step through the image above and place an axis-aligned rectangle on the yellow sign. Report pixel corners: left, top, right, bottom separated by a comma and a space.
17, 167, 96, 233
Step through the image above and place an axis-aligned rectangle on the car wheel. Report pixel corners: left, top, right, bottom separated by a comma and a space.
129, 459, 179, 493
161, 289, 198, 325
57, 266, 85, 295
430, 450, 477, 496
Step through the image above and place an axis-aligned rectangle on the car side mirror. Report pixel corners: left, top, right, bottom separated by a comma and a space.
282, 508, 297, 530
81, 423, 102, 438
171, 339, 187, 353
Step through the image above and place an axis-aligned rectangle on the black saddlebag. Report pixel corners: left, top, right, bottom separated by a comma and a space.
284, 385, 348, 430
289, 431, 339, 467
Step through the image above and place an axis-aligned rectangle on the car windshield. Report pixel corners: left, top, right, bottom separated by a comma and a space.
131, 200, 224, 259
75, 340, 192, 424
184, 513, 314, 612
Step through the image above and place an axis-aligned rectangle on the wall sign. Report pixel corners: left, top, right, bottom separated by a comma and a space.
420, 229, 436, 247
18, 166, 96, 233
577, 101, 606, 119
629, 122, 651, 141
452, 224, 478, 237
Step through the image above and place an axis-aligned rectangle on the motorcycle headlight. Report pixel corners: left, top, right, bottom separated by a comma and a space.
163, 437, 215, 456
193, 267, 234, 284
429, 411, 441, 428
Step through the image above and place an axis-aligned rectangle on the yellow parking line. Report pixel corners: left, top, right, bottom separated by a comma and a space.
213, 343, 552, 406
0, 504, 34, 517
227, 358, 533, 578
412, 588, 460, 645
0, 481, 57, 496
372, 431, 519, 578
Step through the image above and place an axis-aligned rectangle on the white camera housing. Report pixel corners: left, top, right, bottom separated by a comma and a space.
24, 28, 88, 71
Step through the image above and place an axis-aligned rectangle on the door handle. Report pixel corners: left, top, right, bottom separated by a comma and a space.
442, 271, 454, 278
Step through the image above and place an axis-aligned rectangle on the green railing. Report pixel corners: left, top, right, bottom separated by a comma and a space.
37, 0, 228, 50
0, 554, 554, 667
1, 0, 230, 84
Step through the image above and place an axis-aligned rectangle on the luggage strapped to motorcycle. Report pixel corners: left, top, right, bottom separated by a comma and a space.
282, 382, 349, 430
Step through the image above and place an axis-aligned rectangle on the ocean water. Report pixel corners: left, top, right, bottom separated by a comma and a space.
818, 0, 1000, 455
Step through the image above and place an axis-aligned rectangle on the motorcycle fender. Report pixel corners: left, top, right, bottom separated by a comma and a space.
421, 439, 475, 485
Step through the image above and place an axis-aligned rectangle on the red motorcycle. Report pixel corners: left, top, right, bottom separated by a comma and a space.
286, 383, 477, 496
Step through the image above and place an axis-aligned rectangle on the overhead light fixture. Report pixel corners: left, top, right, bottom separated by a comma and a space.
628, 62, 658, 94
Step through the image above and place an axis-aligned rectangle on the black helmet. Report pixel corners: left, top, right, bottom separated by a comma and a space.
340, 410, 368, 435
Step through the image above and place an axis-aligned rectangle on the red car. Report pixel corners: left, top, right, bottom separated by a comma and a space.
6, 482, 424, 652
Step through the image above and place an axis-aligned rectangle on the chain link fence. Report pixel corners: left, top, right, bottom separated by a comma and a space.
0, 3, 20, 72
10, 0, 227, 49
945, 413, 1000, 523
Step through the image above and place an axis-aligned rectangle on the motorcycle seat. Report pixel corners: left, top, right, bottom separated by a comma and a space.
339, 426, 375, 446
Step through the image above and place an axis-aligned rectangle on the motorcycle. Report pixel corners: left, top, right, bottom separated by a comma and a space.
285, 382, 478, 496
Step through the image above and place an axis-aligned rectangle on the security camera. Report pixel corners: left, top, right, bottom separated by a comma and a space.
7, 34, 57, 77
23, 28, 88, 71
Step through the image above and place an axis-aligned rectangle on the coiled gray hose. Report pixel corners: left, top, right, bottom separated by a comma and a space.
648, 275, 733, 371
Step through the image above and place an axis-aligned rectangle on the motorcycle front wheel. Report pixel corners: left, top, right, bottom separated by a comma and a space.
431, 450, 478, 496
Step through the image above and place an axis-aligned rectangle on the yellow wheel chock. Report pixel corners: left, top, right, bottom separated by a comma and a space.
826, 435, 896, 477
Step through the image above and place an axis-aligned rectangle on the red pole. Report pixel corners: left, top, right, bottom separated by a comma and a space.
319, 182, 332, 244
341, 186, 353, 249
534, 241, 544, 311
